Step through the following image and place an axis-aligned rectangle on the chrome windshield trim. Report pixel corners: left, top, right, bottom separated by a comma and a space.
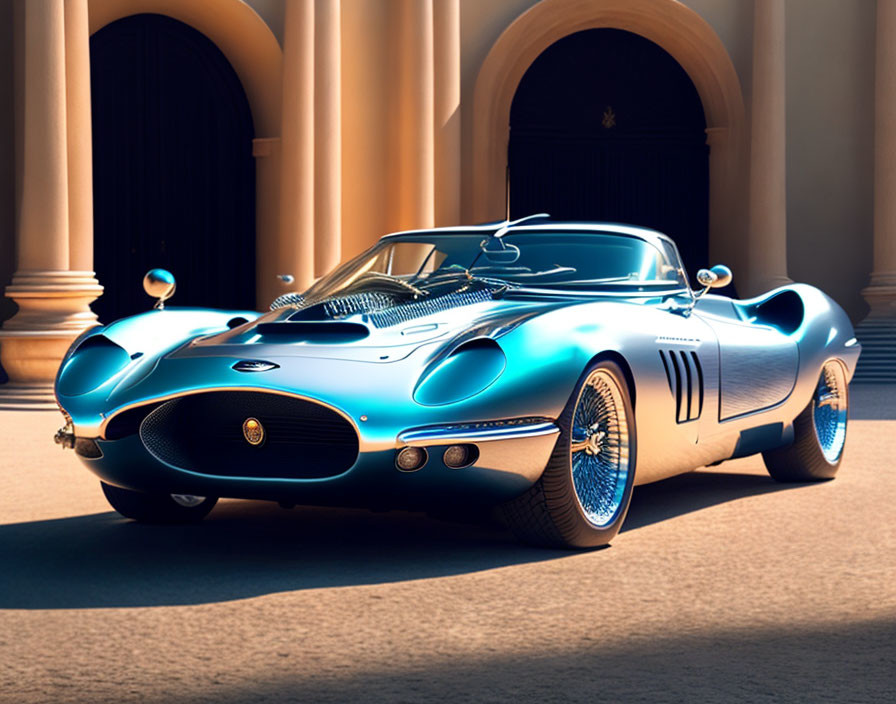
398, 420, 559, 447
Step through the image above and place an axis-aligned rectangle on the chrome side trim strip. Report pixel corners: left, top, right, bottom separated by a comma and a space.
398, 420, 559, 448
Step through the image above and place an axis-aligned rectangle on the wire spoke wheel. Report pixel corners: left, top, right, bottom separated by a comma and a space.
812, 362, 847, 463
570, 368, 631, 527
500, 359, 637, 548
762, 359, 849, 482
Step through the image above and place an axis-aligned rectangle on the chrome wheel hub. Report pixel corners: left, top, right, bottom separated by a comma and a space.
812, 362, 847, 463
569, 369, 630, 528
171, 494, 206, 508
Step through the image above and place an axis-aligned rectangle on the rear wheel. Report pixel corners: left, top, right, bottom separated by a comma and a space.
501, 360, 636, 548
762, 360, 848, 481
101, 482, 218, 523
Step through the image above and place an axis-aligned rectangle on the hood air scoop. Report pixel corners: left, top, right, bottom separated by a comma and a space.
254, 321, 371, 344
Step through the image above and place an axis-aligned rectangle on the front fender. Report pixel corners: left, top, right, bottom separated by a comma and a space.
56, 307, 261, 423
454, 302, 635, 421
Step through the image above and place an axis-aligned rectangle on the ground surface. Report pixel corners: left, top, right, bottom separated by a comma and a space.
0, 387, 894, 703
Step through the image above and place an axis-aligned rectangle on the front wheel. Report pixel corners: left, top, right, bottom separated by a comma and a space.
762, 360, 849, 482
501, 359, 637, 548
101, 482, 218, 523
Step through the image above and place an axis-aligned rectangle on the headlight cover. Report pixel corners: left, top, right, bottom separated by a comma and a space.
57, 335, 132, 397
61, 325, 104, 364
414, 338, 506, 406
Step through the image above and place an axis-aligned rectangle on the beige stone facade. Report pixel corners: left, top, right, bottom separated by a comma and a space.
0, 0, 891, 405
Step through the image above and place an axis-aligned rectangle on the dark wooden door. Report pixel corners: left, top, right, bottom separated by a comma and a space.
510, 28, 709, 278
90, 13, 255, 323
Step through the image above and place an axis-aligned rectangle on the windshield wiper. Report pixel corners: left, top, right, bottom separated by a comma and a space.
418, 271, 515, 300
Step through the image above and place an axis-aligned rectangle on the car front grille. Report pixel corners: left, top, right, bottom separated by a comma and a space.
138, 391, 359, 479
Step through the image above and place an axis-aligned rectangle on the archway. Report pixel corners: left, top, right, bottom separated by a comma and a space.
509, 28, 708, 275
89, 0, 282, 310
473, 0, 748, 278
90, 13, 255, 322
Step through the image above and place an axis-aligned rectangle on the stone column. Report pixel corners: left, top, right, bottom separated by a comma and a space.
253, 137, 283, 308
64, 0, 95, 274
705, 127, 729, 267
0, 0, 101, 409
279, 0, 316, 292
392, 0, 435, 231
434, 0, 461, 228
862, 0, 896, 318
314, 0, 341, 278
746, 0, 790, 295
854, 0, 896, 382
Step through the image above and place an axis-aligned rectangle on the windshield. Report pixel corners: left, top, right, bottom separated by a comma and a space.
302, 230, 687, 303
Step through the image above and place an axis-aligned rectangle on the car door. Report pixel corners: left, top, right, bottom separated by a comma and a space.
693, 300, 798, 421
652, 294, 721, 444
626, 292, 721, 485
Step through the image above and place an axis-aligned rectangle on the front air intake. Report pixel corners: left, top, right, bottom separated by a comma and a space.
139, 391, 359, 479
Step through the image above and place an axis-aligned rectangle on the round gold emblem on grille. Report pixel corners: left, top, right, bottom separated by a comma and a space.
242, 417, 265, 446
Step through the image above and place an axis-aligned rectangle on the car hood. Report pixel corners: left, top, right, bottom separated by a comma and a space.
170, 292, 567, 363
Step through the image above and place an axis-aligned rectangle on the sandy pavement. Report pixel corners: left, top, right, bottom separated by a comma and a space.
0, 387, 894, 703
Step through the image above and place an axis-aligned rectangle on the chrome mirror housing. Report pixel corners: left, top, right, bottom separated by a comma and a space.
143, 268, 176, 309
480, 238, 521, 264
694, 264, 733, 296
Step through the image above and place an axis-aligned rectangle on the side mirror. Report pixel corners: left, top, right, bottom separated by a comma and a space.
695, 264, 733, 294
143, 268, 176, 310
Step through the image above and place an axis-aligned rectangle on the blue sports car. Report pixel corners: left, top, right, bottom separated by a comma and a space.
54, 216, 860, 548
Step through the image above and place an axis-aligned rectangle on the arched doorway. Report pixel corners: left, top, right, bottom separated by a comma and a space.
472, 0, 748, 287
90, 13, 255, 322
509, 28, 708, 275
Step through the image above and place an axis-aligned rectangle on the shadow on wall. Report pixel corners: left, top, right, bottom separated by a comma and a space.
0, 470, 798, 610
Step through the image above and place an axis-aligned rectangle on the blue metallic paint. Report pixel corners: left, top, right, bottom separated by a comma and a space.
54, 223, 861, 512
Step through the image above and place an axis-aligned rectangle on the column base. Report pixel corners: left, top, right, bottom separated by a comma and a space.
0, 269, 103, 390
0, 382, 58, 411
860, 281, 896, 320
854, 281, 896, 384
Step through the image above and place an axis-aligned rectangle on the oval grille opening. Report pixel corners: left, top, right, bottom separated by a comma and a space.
139, 391, 358, 479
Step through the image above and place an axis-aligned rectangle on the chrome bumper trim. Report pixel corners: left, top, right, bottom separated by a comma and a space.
398, 419, 559, 447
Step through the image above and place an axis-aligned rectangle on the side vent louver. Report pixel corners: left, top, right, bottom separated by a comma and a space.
659, 350, 704, 423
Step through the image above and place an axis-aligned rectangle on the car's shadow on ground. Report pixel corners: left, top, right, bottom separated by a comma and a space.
0, 469, 799, 609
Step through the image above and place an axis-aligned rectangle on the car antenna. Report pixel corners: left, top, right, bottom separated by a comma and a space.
493, 212, 551, 239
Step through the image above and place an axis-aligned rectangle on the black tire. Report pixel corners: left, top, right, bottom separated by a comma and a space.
501, 359, 637, 549
762, 360, 849, 482
101, 482, 218, 523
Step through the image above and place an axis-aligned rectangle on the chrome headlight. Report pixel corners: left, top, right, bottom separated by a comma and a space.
61, 325, 104, 364
57, 334, 131, 396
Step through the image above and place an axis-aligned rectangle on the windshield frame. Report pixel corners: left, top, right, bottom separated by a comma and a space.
300, 224, 693, 302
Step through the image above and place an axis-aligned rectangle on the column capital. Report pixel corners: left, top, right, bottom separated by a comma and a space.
704, 126, 728, 146
252, 137, 280, 158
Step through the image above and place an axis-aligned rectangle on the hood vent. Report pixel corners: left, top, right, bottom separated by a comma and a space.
368, 288, 495, 328
254, 321, 370, 343
276, 286, 498, 329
